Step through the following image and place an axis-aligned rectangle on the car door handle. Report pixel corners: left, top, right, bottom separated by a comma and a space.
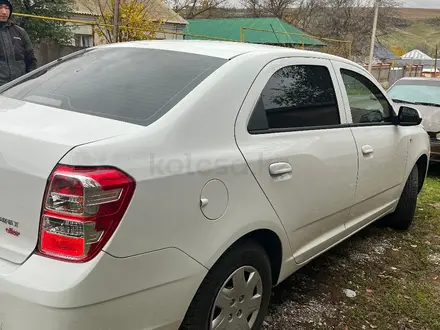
269, 162, 292, 176
361, 145, 374, 155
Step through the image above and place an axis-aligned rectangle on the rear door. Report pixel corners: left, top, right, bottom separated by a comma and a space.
331, 60, 409, 232
235, 57, 358, 264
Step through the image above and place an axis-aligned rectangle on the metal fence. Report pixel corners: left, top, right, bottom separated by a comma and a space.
365, 63, 424, 89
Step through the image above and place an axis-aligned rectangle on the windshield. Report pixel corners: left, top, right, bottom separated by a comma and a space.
0, 47, 227, 126
388, 80, 440, 106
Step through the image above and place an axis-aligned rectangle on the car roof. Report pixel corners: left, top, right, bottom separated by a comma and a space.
98, 39, 353, 63
392, 77, 440, 87
397, 77, 440, 82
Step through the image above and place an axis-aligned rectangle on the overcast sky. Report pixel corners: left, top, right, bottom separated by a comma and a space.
401, 0, 440, 8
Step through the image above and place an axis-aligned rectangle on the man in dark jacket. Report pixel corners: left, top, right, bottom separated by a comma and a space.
0, 0, 37, 86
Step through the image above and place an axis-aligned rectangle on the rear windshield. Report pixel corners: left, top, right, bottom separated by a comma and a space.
0, 47, 227, 126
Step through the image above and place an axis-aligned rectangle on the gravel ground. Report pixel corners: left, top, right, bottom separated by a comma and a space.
262, 231, 395, 330
261, 174, 440, 330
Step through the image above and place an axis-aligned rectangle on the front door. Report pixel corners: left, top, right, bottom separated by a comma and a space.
331, 60, 410, 232
235, 57, 358, 264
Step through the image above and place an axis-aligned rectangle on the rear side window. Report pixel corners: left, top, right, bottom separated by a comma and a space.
248, 65, 340, 133
0, 47, 227, 126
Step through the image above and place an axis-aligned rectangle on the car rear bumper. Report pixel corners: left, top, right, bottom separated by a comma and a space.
0, 249, 207, 330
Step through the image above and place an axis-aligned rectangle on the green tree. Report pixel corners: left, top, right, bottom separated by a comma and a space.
11, 0, 75, 45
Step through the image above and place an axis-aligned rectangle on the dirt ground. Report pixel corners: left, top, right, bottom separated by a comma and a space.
262, 169, 440, 330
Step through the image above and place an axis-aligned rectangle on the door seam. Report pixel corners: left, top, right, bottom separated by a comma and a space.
328, 59, 360, 218
232, 57, 294, 252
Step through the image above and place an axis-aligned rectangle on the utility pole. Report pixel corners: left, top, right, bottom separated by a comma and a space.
434, 45, 438, 78
368, 0, 379, 73
112, 0, 120, 43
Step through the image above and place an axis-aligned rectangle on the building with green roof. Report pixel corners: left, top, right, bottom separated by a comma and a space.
183, 17, 326, 48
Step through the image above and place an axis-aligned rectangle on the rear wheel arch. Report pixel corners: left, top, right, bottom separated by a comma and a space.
415, 154, 428, 193
180, 229, 283, 329
180, 236, 274, 330
228, 229, 283, 285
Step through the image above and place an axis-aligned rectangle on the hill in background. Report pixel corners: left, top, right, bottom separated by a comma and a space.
379, 8, 440, 57
398, 8, 440, 20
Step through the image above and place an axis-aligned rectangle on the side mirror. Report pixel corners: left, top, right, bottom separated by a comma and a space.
397, 106, 422, 126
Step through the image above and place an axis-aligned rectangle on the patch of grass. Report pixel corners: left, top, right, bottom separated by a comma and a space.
263, 171, 440, 330
343, 272, 440, 329
380, 20, 440, 57
340, 175, 440, 329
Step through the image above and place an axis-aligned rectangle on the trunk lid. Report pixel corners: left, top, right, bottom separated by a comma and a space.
0, 96, 141, 264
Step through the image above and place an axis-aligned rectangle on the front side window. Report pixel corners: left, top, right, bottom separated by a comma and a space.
341, 69, 393, 124
0, 47, 227, 126
248, 65, 340, 132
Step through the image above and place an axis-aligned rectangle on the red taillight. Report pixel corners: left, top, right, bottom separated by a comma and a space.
38, 165, 136, 262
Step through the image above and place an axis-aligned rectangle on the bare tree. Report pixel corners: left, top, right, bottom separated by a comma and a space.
239, 0, 266, 17
292, 0, 402, 57
285, 0, 325, 30
265, 0, 298, 18
239, 0, 298, 18
166, 0, 233, 18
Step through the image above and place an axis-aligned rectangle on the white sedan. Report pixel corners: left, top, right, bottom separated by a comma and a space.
0, 40, 430, 330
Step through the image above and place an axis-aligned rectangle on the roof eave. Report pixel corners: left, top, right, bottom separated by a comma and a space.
71, 11, 188, 25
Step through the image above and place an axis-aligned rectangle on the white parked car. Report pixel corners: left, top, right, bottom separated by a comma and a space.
0, 40, 430, 330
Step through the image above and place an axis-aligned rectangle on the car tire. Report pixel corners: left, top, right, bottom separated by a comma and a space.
379, 164, 419, 230
179, 240, 272, 330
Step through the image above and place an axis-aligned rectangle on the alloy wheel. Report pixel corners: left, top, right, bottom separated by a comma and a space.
210, 266, 263, 330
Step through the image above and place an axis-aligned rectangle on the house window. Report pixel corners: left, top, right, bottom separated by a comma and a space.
74, 34, 93, 48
